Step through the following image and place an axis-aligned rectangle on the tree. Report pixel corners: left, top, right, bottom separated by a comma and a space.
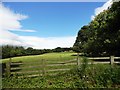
74, 1, 120, 56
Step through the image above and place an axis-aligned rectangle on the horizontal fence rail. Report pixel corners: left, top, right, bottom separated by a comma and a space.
47, 68, 70, 72
3, 58, 77, 78
87, 57, 120, 60
2, 55, 120, 78
88, 57, 110, 59
87, 56, 120, 65
11, 70, 42, 74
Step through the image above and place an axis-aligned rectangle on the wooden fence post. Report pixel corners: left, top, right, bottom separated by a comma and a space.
6, 58, 11, 77
77, 53, 80, 65
110, 56, 114, 65
42, 59, 46, 76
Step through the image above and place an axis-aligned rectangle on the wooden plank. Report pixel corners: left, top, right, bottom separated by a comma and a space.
77, 62, 110, 65
10, 65, 43, 70
18, 74, 42, 78
11, 70, 42, 74
77, 53, 80, 65
114, 57, 120, 59
48, 62, 66, 64
23, 65, 42, 68
114, 61, 120, 64
23, 62, 42, 65
10, 63, 76, 70
46, 63, 76, 66
64, 59, 77, 64
87, 57, 120, 60
10, 67, 21, 70
110, 56, 114, 65
88, 57, 110, 60
47, 59, 76, 64
92, 61, 119, 64
5, 61, 11, 76
48, 61, 76, 64
11, 61, 42, 65
92, 62, 110, 64
11, 63, 76, 70
47, 68, 70, 72
10, 63, 23, 65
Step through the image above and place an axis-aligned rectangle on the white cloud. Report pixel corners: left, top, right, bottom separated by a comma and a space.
9, 29, 37, 32
20, 36, 76, 49
0, 3, 31, 47
0, 3, 36, 33
0, 4, 28, 30
0, 29, 28, 47
91, 0, 113, 20
0, 4, 75, 49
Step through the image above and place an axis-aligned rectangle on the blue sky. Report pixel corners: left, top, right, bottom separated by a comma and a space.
1, 2, 111, 49
4, 2, 104, 37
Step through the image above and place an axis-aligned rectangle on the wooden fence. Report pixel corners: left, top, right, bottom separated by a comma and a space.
87, 56, 120, 65
3, 56, 120, 78
3, 59, 77, 78
76, 56, 120, 66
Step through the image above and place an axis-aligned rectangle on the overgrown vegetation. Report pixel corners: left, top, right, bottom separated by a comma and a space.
2, 58, 120, 88
73, 1, 120, 56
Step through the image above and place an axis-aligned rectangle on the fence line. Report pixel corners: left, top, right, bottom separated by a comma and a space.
87, 56, 120, 65
87, 56, 120, 60
3, 58, 77, 77
3, 55, 120, 78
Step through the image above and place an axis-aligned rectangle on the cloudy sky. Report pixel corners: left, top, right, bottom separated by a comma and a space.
0, 0, 113, 49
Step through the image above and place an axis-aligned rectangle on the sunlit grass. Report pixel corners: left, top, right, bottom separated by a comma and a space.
2, 52, 77, 76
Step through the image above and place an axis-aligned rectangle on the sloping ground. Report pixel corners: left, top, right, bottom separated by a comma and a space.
2, 52, 76, 63
2, 52, 77, 77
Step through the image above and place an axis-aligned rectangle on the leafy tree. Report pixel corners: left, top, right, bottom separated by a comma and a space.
74, 1, 120, 56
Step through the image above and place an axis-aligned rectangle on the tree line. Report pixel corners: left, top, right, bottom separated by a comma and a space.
73, 1, 120, 56
1, 45, 72, 59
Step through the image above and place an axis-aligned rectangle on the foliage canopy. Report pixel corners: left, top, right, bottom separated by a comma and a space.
73, 1, 120, 56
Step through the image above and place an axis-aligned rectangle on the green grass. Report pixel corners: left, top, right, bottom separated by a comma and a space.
2, 52, 76, 63
2, 52, 78, 76
2, 63, 120, 88
2, 52, 120, 88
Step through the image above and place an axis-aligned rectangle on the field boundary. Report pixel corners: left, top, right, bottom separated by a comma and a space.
3, 55, 120, 78
3, 58, 77, 78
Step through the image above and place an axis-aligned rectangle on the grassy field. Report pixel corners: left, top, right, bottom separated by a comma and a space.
2, 52, 77, 76
2, 52, 120, 88
2, 52, 76, 63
